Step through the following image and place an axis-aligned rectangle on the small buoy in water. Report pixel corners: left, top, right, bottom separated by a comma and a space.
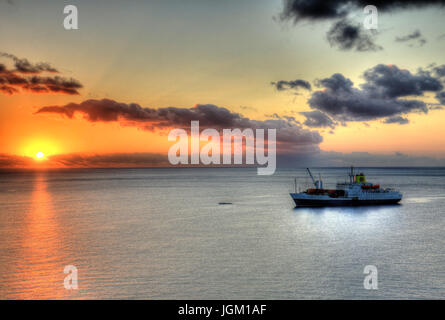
218, 202, 232, 205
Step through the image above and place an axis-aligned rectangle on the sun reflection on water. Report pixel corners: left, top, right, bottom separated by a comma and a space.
8, 172, 73, 299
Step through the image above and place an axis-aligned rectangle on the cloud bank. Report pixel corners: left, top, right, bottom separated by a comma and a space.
291, 64, 445, 127
3, 151, 445, 169
0, 153, 169, 168
0, 52, 82, 95
35, 100, 323, 154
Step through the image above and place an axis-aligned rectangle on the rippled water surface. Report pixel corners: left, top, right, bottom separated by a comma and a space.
0, 167, 444, 299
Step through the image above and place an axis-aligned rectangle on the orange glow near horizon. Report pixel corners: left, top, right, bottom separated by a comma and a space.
22, 139, 60, 159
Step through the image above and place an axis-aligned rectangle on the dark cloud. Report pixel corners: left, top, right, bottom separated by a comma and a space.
315, 72, 353, 91
309, 82, 425, 122
280, 0, 445, 22
0, 53, 82, 95
280, 0, 350, 21
306, 64, 443, 124
37, 100, 252, 128
0, 85, 19, 95
416, 38, 427, 47
0, 154, 34, 168
395, 30, 427, 47
395, 30, 421, 42
0, 52, 58, 73
271, 79, 311, 91
436, 91, 445, 104
36, 99, 323, 153
25, 76, 82, 95
383, 116, 409, 124
301, 110, 336, 128
362, 64, 443, 98
432, 65, 445, 78
326, 19, 382, 51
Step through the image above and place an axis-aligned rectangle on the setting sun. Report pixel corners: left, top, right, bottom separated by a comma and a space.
21, 138, 60, 160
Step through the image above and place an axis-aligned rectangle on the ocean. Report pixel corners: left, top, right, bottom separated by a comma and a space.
0, 167, 444, 299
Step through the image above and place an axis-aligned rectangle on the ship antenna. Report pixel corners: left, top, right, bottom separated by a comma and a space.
349, 166, 354, 184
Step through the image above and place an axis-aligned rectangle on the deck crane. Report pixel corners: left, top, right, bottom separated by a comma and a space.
306, 168, 322, 189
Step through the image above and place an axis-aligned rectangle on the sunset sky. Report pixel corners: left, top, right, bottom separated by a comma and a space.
2, 0, 445, 167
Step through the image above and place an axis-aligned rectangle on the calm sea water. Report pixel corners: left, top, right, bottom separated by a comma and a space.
0, 167, 444, 299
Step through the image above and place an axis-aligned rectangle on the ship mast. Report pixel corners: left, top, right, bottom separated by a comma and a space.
349, 166, 354, 184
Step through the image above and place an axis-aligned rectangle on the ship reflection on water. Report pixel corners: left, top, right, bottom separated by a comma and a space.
293, 203, 401, 214
290, 204, 402, 240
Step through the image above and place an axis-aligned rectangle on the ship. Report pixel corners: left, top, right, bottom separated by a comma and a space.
290, 167, 402, 207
